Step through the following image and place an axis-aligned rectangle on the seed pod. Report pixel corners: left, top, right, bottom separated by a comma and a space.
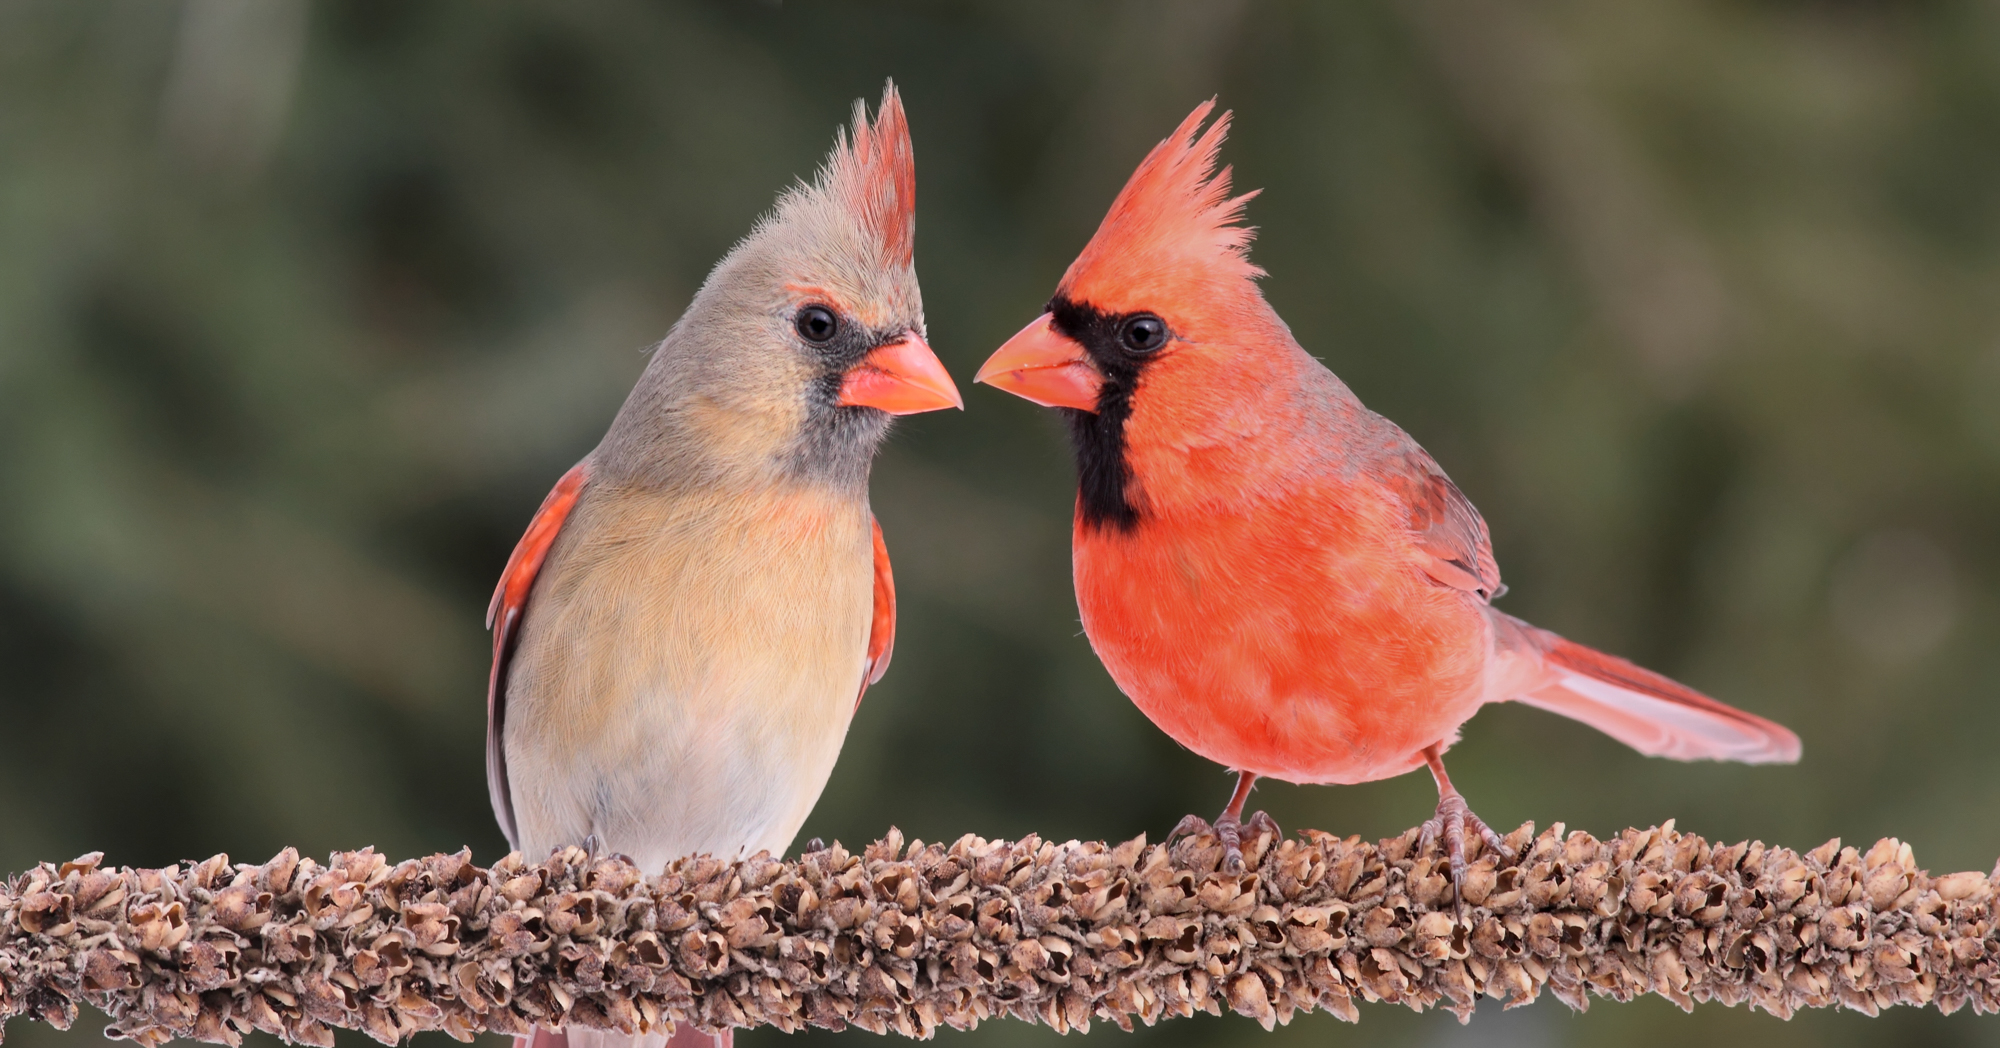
1, 824, 1995, 1042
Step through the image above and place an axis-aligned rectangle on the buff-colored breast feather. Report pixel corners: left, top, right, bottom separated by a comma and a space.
502, 480, 874, 872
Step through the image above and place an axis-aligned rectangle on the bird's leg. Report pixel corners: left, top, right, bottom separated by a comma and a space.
517, 1028, 568, 1048
665, 1024, 733, 1048
1417, 744, 1514, 891
1212, 771, 1260, 873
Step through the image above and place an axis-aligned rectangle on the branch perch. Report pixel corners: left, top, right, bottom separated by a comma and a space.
2, 822, 1995, 1044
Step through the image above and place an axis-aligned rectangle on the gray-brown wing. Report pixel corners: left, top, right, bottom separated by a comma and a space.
484, 461, 589, 850
1389, 449, 1503, 602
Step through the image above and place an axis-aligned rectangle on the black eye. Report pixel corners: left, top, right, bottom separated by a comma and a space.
1119, 313, 1168, 354
795, 305, 839, 343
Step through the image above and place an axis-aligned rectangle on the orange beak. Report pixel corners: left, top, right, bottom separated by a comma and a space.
974, 313, 1105, 412
838, 332, 964, 414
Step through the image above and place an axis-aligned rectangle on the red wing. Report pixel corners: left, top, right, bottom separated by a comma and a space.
1493, 611, 1801, 764
485, 461, 588, 849
1391, 451, 1503, 602
859, 515, 895, 708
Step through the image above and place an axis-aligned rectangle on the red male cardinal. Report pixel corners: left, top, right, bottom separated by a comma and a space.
487, 85, 959, 1048
976, 102, 1798, 879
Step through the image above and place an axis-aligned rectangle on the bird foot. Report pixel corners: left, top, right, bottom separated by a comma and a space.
1169, 813, 1247, 870
1200, 808, 1280, 872
1217, 811, 1246, 873
1418, 790, 1515, 889
802, 838, 826, 854
577, 835, 640, 869
1168, 814, 1213, 846
1241, 810, 1283, 868
1178, 809, 1283, 874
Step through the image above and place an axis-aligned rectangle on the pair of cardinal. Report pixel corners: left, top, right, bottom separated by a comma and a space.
487, 85, 1798, 1048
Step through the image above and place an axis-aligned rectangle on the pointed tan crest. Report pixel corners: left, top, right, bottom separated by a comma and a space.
1060, 100, 1262, 307
818, 81, 916, 269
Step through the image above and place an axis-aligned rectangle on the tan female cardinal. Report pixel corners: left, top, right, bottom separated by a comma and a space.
487, 85, 958, 1048
976, 102, 1798, 880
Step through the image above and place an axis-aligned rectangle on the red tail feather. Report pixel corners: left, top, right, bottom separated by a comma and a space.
1494, 612, 1800, 764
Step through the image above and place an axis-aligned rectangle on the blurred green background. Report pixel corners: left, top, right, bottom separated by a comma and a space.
3, 1, 1998, 1047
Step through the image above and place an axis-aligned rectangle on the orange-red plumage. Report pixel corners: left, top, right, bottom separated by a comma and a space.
1073, 472, 1491, 786
979, 101, 1798, 875
863, 517, 895, 704
824, 88, 917, 269
1060, 102, 1262, 307
485, 460, 588, 848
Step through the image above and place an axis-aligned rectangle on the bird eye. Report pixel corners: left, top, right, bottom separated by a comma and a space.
795, 305, 839, 344
1119, 313, 1168, 354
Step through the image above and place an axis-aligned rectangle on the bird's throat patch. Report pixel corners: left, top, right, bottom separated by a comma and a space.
1048, 296, 1154, 532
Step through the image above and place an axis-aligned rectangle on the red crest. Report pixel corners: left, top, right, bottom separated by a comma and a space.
1060, 101, 1263, 308
822, 82, 917, 268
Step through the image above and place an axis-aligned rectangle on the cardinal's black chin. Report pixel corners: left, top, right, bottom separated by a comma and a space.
1064, 396, 1138, 531
1047, 297, 1152, 532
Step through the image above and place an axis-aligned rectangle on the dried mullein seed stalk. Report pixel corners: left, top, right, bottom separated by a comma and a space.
0, 828, 1995, 1044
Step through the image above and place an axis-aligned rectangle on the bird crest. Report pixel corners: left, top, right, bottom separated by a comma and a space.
1060, 100, 1263, 307
818, 81, 917, 270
